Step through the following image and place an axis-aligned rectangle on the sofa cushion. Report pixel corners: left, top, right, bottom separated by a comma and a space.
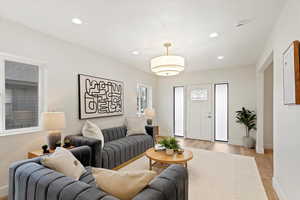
41, 147, 86, 180
125, 117, 147, 136
101, 135, 153, 169
82, 120, 104, 148
80, 166, 97, 187
92, 168, 156, 200
102, 126, 127, 143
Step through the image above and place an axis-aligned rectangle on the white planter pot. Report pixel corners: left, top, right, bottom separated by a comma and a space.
243, 136, 255, 149
166, 149, 174, 155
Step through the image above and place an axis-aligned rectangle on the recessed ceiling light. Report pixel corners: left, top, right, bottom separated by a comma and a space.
209, 32, 219, 38
217, 56, 224, 60
72, 18, 83, 25
132, 51, 139, 55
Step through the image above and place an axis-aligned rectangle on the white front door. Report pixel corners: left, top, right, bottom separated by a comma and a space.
186, 84, 213, 141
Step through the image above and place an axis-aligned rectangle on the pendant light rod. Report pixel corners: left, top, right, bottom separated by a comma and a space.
164, 43, 172, 55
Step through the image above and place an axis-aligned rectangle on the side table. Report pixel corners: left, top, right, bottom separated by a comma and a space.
28, 146, 75, 159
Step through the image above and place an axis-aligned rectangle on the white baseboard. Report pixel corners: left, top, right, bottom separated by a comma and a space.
272, 177, 287, 200
228, 138, 243, 146
0, 185, 8, 197
256, 146, 264, 154
264, 144, 273, 149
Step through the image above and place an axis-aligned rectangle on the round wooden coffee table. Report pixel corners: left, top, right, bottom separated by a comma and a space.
145, 148, 193, 170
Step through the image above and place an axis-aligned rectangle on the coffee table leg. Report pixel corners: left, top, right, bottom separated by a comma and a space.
184, 162, 187, 168
149, 158, 152, 170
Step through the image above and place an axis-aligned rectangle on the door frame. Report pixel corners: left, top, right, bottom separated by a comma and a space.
214, 83, 229, 142
173, 86, 185, 137
256, 51, 274, 154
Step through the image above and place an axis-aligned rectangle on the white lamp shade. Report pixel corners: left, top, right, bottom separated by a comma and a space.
151, 55, 185, 76
43, 112, 66, 131
144, 108, 156, 118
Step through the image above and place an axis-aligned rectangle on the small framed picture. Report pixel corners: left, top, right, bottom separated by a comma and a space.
283, 41, 300, 105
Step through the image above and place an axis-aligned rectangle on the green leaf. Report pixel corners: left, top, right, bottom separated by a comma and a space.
159, 137, 180, 150
235, 107, 257, 134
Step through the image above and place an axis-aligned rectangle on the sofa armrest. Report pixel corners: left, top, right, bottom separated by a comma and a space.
145, 126, 153, 137
66, 135, 102, 167
9, 157, 42, 200
133, 164, 188, 200
9, 162, 119, 200
8, 146, 92, 200
70, 146, 92, 166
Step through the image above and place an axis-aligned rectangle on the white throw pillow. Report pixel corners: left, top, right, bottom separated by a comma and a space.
92, 168, 156, 200
82, 120, 104, 148
41, 147, 86, 180
125, 117, 147, 136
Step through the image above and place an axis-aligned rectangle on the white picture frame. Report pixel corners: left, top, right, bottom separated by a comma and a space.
283, 41, 300, 105
78, 74, 124, 119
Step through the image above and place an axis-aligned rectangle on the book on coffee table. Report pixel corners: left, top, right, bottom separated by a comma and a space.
154, 144, 166, 152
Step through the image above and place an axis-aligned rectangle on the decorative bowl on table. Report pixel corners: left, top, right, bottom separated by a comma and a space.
177, 148, 184, 154
166, 149, 174, 155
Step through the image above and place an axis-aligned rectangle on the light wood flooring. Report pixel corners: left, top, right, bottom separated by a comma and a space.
177, 138, 278, 200
0, 139, 278, 200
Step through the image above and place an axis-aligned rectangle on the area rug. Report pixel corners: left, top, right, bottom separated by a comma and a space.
119, 148, 268, 200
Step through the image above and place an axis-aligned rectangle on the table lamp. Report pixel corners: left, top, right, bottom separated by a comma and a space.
144, 108, 155, 125
43, 112, 66, 150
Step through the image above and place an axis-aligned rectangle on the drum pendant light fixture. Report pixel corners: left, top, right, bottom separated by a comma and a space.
150, 43, 185, 76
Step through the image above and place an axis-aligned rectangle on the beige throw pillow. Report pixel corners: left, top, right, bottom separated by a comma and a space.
92, 168, 156, 200
41, 147, 86, 180
126, 117, 147, 136
82, 120, 104, 148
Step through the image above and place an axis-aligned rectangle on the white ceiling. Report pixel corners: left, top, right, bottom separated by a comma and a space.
0, 0, 286, 72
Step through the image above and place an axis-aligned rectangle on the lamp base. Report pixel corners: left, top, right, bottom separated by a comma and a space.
147, 119, 153, 126
47, 131, 61, 150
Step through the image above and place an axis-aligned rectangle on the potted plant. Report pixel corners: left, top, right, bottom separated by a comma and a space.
159, 137, 180, 155
236, 107, 257, 148
63, 138, 71, 148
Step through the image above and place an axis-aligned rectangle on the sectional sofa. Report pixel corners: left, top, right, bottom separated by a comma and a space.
65, 126, 154, 169
9, 146, 189, 200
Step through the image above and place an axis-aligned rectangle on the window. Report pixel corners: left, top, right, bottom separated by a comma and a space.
0, 54, 45, 135
214, 83, 228, 142
137, 84, 152, 114
191, 88, 208, 101
173, 86, 184, 137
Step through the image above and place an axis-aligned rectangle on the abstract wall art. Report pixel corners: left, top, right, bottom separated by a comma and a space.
78, 74, 124, 119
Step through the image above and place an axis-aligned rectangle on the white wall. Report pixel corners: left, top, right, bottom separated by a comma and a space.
156, 66, 257, 146
263, 64, 273, 149
0, 18, 157, 195
256, 0, 300, 199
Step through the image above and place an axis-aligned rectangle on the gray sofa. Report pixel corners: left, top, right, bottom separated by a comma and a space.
9, 146, 189, 200
65, 126, 154, 169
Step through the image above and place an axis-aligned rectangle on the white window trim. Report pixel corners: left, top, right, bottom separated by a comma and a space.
137, 83, 153, 115
0, 53, 47, 136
